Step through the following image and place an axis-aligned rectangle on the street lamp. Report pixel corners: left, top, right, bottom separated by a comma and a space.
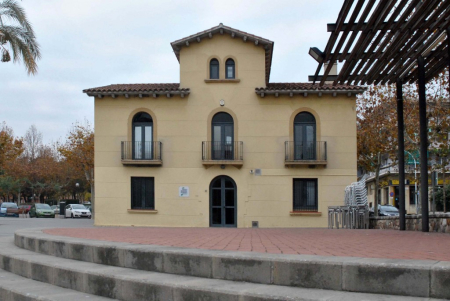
405, 150, 419, 214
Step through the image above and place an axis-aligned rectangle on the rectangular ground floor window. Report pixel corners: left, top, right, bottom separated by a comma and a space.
131, 177, 155, 209
293, 178, 318, 211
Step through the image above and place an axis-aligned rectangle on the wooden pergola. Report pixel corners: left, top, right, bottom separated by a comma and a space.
309, 0, 450, 232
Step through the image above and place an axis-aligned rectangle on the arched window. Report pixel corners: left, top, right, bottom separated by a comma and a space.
294, 112, 316, 160
210, 58, 219, 79
225, 59, 235, 79
212, 112, 234, 160
132, 112, 153, 160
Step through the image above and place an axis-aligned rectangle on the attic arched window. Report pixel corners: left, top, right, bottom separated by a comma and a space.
225, 59, 235, 79
210, 59, 219, 79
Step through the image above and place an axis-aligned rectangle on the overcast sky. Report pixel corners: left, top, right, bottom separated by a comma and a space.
1, 0, 342, 143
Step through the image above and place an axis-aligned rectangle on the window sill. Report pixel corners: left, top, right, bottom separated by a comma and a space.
290, 211, 322, 216
127, 209, 158, 214
204, 79, 240, 83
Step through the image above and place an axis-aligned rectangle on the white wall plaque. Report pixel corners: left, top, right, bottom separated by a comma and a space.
179, 186, 189, 197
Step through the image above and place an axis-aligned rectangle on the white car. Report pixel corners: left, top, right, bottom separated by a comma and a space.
65, 204, 91, 218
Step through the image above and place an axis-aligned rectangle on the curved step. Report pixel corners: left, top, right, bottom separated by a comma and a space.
0, 237, 443, 301
14, 228, 450, 299
0, 268, 115, 300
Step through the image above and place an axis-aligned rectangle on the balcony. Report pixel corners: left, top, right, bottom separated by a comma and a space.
285, 141, 327, 167
121, 141, 162, 166
202, 141, 243, 167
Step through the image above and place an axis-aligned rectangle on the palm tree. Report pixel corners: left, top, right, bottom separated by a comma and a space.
0, 0, 40, 75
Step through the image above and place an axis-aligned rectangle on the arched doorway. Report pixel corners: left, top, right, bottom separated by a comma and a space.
294, 112, 316, 160
212, 112, 234, 160
132, 112, 153, 160
210, 176, 237, 227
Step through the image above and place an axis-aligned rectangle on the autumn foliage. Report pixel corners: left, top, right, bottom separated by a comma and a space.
357, 71, 450, 209
0, 122, 94, 205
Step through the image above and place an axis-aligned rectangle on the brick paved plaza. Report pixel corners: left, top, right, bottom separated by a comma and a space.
45, 227, 450, 261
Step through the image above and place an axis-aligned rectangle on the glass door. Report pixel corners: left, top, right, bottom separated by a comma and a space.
133, 124, 152, 160
210, 176, 236, 227
212, 123, 233, 160
294, 124, 315, 160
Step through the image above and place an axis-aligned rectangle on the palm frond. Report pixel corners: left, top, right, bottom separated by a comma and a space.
0, 24, 39, 74
0, 0, 40, 75
0, 0, 33, 34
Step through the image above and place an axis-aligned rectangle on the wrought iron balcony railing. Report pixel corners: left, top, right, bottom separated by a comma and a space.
285, 141, 327, 165
121, 141, 162, 165
202, 141, 243, 165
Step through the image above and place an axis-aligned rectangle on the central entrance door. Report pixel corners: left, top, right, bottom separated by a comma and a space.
210, 176, 237, 227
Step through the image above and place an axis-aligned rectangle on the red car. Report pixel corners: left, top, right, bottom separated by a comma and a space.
18, 204, 32, 214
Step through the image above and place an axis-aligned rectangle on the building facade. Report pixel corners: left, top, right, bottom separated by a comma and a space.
84, 24, 364, 228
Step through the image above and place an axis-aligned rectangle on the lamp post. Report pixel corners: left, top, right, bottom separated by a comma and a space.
405, 150, 419, 214
75, 183, 80, 201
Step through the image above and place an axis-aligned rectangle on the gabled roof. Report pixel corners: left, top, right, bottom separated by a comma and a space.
171, 23, 274, 84
83, 83, 189, 98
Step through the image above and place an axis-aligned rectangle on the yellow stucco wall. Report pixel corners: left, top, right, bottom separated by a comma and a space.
94, 34, 357, 227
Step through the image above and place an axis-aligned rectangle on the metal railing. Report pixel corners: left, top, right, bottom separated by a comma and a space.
202, 141, 243, 161
121, 141, 162, 161
285, 141, 327, 161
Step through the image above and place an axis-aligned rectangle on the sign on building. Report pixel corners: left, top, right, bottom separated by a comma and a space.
179, 186, 189, 197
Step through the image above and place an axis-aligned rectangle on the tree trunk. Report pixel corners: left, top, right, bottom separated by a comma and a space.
85, 168, 94, 219
443, 168, 446, 213
374, 152, 382, 217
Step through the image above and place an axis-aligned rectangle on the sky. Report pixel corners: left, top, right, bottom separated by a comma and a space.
1, 0, 342, 144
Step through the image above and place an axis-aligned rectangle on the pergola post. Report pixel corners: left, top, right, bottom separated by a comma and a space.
418, 55, 429, 232
396, 79, 406, 230
448, 28, 450, 88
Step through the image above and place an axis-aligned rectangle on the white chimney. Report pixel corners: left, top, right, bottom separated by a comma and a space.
323, 62, 338, 84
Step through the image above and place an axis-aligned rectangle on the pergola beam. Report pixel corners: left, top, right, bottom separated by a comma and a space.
309, 0, 450, 233
327, 21, 402, 32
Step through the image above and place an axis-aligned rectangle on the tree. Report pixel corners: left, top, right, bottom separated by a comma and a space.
58, 122, 94, 214
358, 71, 450, 213
23, 124, 42, 160
0, 122, 23, 173
0, 0, 40, 75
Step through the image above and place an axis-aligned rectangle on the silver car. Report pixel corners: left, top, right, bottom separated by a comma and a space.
64, 204, 91, 218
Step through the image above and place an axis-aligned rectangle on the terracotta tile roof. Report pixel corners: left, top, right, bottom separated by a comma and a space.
255, 83, 365, 92
83, 83, 189, 94
171, 23, 274, 84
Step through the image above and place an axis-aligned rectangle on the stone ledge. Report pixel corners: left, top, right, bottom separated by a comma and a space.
127, 209, 158, 214
290, 211, 322, 216
204, 79, 240, 83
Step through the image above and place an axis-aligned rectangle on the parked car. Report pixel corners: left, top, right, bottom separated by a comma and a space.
50, 205, 59, 214
379, 205, 400, 217
29, 204, 55, 218
18, 204, 32, 214
0, 202, 19, 217
65, 204, 91, 219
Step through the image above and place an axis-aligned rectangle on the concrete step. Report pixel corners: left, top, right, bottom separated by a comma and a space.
0, 237, 443, 301
0, 267, 115, 300
14, 228, 450, 299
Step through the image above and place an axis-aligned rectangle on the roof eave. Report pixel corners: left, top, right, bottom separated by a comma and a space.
84, 90, 190, 98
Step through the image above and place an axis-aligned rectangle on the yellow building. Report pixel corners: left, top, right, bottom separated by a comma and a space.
83, 24, 365, 228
